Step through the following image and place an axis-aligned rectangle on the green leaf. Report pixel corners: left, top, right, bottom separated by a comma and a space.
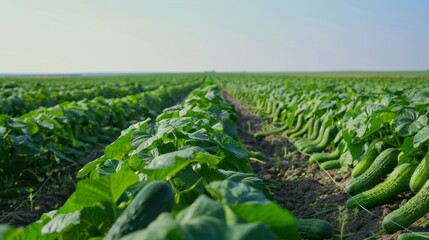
120, 196, 278, 240
231, 203, 299, 239
76, 155, 107, 178
119, 213, 182, 240
228, 223, 277, 240
144, 147, 220, 181
414, 125, 429, 148
105, 120, 150, 160
222, 171, 274, 200
395, 108, 428, 137
177, 195, 225, 221
206, 180, 269, 205
75, 167, 139, 205
41, 211, 80, 234
0, 224, 21, 240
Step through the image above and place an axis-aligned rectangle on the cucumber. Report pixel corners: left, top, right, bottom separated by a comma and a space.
309, 147, 341, 164
383, 177, 429, 233
296, 218, 334, 240
104, 181, 175, 240
302, 126, 338, 154
271, 102, 284, 120
410, 152, 429, 193
254, 124, 288, 139
351, 140, 385, 178
306, 118, 316, 138
319, 159, 341, 170
294, 119, 321, 149
296, 120, 327, 151
397, 232, 429, 240
346, 163, 416, 209
289, 121, 309, 139
285, 113, 305, 135
345, 148, 400, 196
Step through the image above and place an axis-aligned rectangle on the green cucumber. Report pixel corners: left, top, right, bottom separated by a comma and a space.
383, 177, 429, 233
289, 121, 309, 139
410, 152, 429, 193
104, 181, 175, 240
294, 119, 321, 149
296, 218, 334, 240
285, 113, 305, 135
319, 159, 341, 170
302, 126, 338, 154
296, 120, 327, 151
346, 148, 400, 196
397, 232, 429, 240
351, 140, 385, 178
306, 118, 316, 138
254, 124, 288, 139
309, 147, 341, 164
346, 163, 416, 209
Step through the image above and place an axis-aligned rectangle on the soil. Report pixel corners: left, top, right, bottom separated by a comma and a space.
225, 94, 429, 240
0, 146, 105, 226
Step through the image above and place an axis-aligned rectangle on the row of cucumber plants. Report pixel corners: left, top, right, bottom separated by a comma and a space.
0, 75, 199, 116
0, 81, 303, 240
0, 80, 201, 191
218, 74, 429, 237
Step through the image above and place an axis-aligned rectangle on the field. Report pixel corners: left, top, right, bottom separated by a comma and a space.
1, 72, 429, 239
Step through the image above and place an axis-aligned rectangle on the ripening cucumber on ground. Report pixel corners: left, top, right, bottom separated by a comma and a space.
309, 147, 341, 164
319, 159, 341, 170
409, 152, 429, 193
289, 121, 310, 139
296, 120, 328, 151
302, 126, 338, 154
383, 175, 429, 233
397, 232, 429, 240
351, 139, 385, 178
254, 124, 289, 139
294, 119, 321, 149
346, 163, 416, 209
285, 113, 305, 135
345, 148, 400, 195
296, 218, 334, 240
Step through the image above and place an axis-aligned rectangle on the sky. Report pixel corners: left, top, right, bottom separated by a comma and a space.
0, 0, 428, 73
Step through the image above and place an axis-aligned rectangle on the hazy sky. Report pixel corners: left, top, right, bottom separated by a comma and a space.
0, 1, 428, 73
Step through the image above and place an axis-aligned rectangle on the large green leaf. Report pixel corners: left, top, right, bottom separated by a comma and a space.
105, 119, 150, 160
232, 203, 299, 239
414, 125, 429, 148
206, 180, 269, 205
75, 167, 139, 205
41, 211, 80, 234
0, 224, 21, 240
143, 147, 220, 181
120, 196, 278, 240
395, 108, 428, 137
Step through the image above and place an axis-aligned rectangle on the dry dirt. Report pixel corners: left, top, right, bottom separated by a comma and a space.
225, 93, 429, 240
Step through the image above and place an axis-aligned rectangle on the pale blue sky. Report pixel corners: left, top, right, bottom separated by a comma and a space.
0, 1, 428, 73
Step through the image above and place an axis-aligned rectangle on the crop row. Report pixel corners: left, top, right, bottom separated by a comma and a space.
0, 75, 200, 116
0, 81, 304, 240
0, 80, 201, 193
220, 75, 429, 238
